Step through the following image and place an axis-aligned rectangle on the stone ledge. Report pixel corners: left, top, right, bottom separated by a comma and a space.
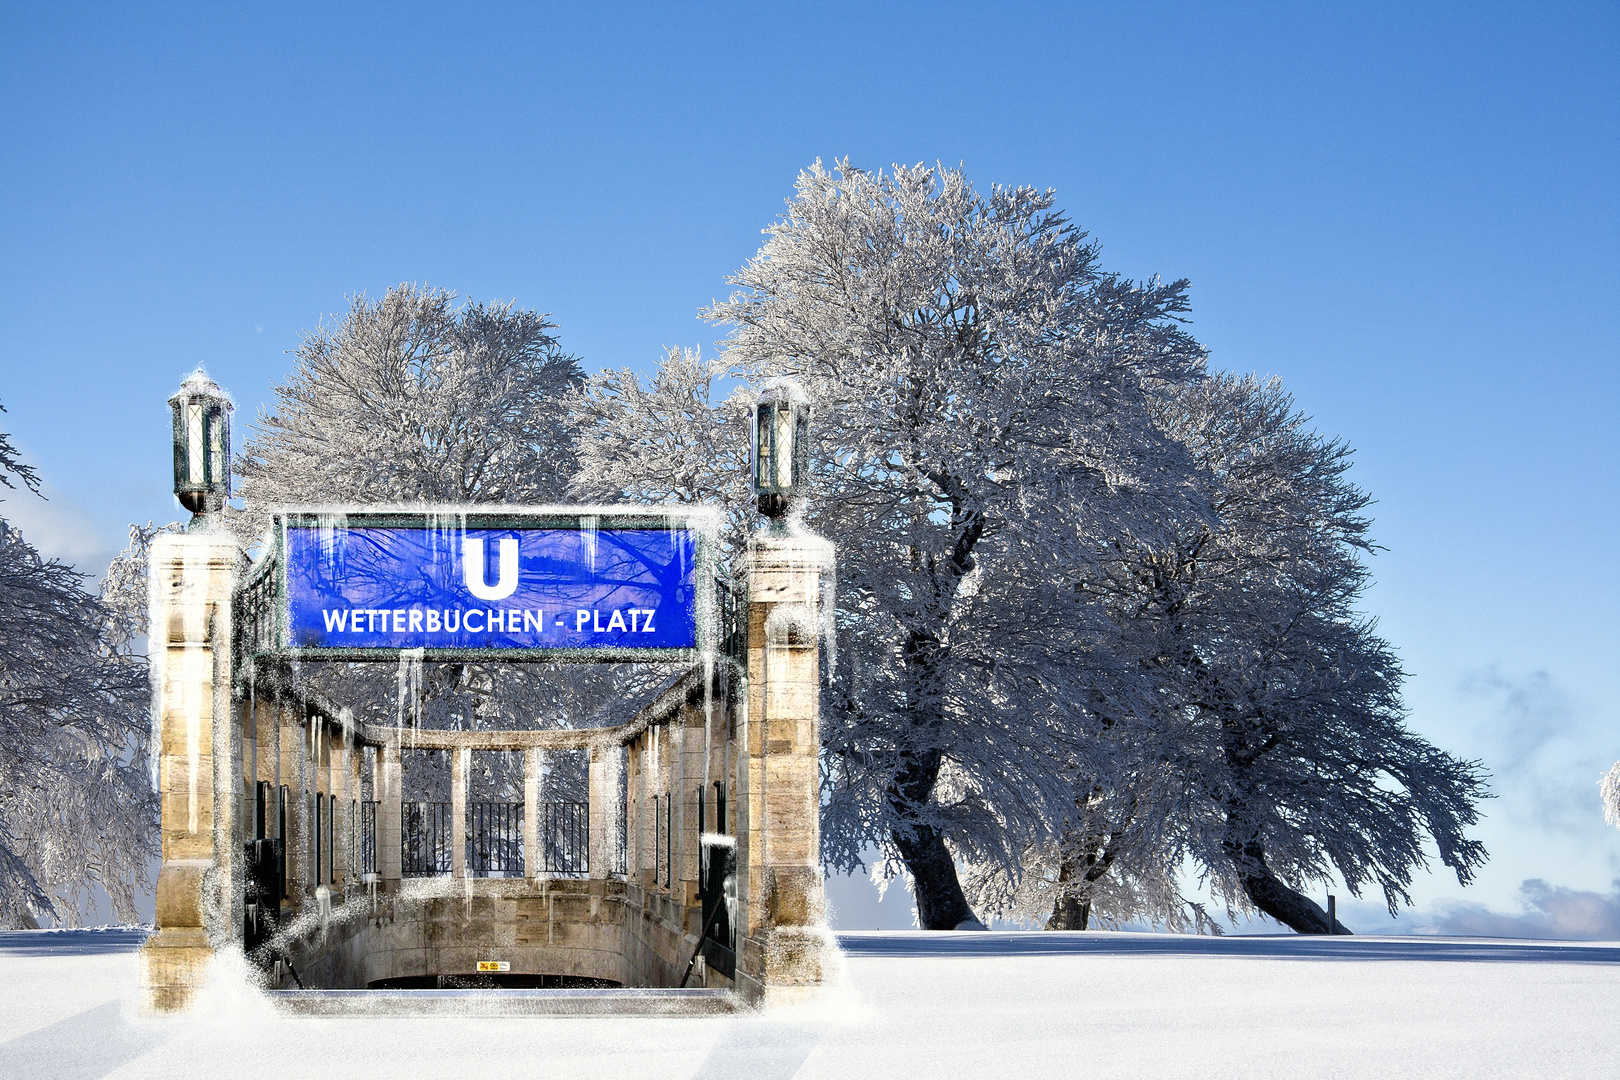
267, 987, 740, 1017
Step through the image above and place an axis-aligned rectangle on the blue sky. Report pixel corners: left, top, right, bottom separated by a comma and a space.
2, 1, 1616, 933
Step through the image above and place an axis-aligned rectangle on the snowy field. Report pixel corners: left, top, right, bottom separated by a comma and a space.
1, 929, 1616, 1079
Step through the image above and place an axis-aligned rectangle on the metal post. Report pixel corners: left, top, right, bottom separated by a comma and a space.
1327, 894, 1337, 935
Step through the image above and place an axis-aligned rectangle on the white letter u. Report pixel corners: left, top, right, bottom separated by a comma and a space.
463, 538, 519, 601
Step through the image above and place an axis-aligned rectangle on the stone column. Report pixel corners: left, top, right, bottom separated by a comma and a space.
377, 741, 402, 889
281, 698, 306, 905
523, 748, 541, 881
680, 704, 706, 913
625, 740, 641, 885
139, 530, 239, 1015
587, 744, 614, 879
325, 726, 342, 888
345, 730, 362, 889
737, 532, 835, 1006
451, 746, 469, 879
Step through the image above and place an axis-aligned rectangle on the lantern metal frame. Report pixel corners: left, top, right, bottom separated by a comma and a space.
168, 371, 234, 524
750, 379, 810, 525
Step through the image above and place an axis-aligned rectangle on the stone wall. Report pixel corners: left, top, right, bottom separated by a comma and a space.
273, 877, 740, 993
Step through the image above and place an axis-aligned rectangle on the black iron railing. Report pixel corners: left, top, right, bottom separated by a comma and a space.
234, 550, 281, 660
360, 800, 378, 875
402, 801, 452, 876
542, 800, 588, 876
467, 801, 524, 877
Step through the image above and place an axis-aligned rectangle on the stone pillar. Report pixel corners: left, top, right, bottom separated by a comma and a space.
523, 748, 541, 881
281, 698, 306, 904
377, 741, 402, 889
451, 746, 469, 879
737, 532, 835, 1006
139, 530, 239, 1015
587, 744, 613, 879
625, 740, 641, 885
325, 726, 343, 888
345, 730, 362, 889
680, 704, 706, 913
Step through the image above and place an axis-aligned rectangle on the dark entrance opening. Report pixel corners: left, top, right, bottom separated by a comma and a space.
368, 974, 623, 990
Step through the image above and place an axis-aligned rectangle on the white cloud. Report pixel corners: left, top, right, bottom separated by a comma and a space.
1406, 880, 1620, 940
0, 485, 119, 580
1461, 666, 1618, 836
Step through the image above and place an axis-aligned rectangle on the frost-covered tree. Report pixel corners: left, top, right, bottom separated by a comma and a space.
236, 283, 583, 540
579, 161, 1208, 927
974, 374, 1489, 934
570, 346, 753, 543
0, 421, 155, 928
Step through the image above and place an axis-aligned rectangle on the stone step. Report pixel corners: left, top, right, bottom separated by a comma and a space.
267, 987, 740, 1017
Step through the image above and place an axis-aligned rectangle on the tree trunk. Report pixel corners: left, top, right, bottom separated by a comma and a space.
1045, 816, 1124, 930
887, 747, 982, 930
1240, 868, 1351, 935
1046, 892, 1090, 930
890, 820, 982, 930
883, 516, 988, 931
1225, 837, 1352, 935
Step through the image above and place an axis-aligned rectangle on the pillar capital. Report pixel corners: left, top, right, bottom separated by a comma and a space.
738, 533, 834, 608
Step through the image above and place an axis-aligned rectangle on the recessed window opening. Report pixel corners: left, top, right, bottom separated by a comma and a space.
541, 748, 588, 877
468, 749, 524, 878
402, 749, 451, 876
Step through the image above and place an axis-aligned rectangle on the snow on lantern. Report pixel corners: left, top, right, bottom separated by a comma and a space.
168, 370, 233, 524
751, 378, 810, 527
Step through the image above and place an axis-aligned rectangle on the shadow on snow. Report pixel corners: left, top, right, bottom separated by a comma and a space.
834, 930, 1620, 966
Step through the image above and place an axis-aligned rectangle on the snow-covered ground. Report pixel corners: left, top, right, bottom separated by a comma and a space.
2, 929, 1615, 1079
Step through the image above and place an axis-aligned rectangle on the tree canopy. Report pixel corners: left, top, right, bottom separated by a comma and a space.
237, 283, 583, 538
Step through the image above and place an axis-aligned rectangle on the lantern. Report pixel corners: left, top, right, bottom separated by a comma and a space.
168, 371, 233, 522
751, 379, 810, 525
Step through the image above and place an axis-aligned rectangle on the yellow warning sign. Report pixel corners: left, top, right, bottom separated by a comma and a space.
477, 961, 510, 972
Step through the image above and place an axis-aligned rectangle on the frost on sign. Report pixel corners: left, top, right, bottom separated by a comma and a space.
244, 510, 716, 662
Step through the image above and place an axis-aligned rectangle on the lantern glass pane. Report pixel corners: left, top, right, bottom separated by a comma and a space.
187, 403, 204, 485
774, 406, 793, 488
752, 408, 766, 487
207, 406, 227, 490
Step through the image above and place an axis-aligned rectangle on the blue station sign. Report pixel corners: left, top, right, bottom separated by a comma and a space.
238, 509, 723, 662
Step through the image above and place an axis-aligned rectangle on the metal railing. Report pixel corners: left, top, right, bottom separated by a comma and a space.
467, 801, 524, 877
541, 800, 588, 877
402, 801, 452, 876
396, 799, 594, 877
